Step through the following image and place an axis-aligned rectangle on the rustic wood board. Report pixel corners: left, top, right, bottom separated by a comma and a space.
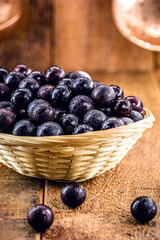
42, 72, 160, 240
0, 164, 43, 240
53, 0, 154, 72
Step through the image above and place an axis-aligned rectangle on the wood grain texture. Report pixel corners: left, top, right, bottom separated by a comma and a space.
0, 164, 43, 240
53, 0, 153, 72
0, 0, 52, 72
42, 72, 160, 240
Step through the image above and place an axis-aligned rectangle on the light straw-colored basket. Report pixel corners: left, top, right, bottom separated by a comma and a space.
0, 108, 155, 182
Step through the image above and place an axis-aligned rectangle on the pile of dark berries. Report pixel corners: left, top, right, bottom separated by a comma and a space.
0, 64, 144, 136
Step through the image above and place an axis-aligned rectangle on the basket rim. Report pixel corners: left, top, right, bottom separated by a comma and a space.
0, 108, 155, 145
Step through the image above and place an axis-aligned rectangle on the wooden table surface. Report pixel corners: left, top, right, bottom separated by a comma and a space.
0, 72, 159, 240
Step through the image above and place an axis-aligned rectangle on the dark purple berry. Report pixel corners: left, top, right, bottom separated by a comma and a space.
61, 183, 86, 208
60, 114, 79, 134
72, 124, 93, 135
0, 68, 8, 81
37, 121, 64, 136
55, 108, 67, 121
77, 71, 92, 79
27, 204, 54, 232
27, 71, 46, 85
37, 85, 54, 101
114, 99, 132, 116
4, 71, 25, 90
0, 83, 10, 100
12, 120, 36, 136
131, 196, 157, 224
71, 77, 94, 95
93, 81, 102, 88
45, 66, 65, 85
50, 85, 71, 107
0, 109, 16, 132
69, 95, 94, 118
11, 88, 32, 108
27, 99, 46, 118
101, 117, 124, 130
128, 110, 144, 122
0, 101, 14, 111
31, 102, 56, 125
91, 84, 116, 106
120, 117, 134, 125
125, 96, 143, 113
58, 78, 73, 88
12, 64, 31, 76
19, 78, 40, 95
83, 110, 107, 130
111, 85, 124, 100
99, 107, 112, 117
65, 71, 81, 80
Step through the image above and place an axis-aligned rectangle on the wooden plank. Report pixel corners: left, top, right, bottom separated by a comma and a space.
0, 0, 52, 72
0, 1, 53, 239
0, 164, 44, 240
53, 0, 153, 72
43, 72, 160, 240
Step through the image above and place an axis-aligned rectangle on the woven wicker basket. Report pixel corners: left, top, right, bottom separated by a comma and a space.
0, 108, 154, 182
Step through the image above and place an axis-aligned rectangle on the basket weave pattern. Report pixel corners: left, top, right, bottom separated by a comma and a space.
0, 109, 154, 182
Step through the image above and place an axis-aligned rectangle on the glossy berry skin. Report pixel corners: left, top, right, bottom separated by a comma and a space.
131, 196, 157, 224
58, 78, 73, 89
0, 83, 10, 100
37, 121, 64, 136
65, 71, 82, 80
0, 68, 8, 81
45, 66, 65, 85
27, 204, 54, 232
12, 64, 31, 76
37, 85, 54, 101
83, 110, 107, 130
93, 81, 102, 88
61, 183, 86, 208
77, 71, 92, 79
91, 84, 116, 106
12, 120, 36, 136
114, 99, 132, 116
0, 101, 14, 111
60, 114, 79, 134
19, 78, 40, 95
11, 88, 32, 108
101, 117, 124, 130
128, 110, 144, 122
72, 124, 93, 135
31, 102, 56, 125
71, 77, 94, 95
4, 71, 25, 90
55, 108, 66, 121
27, 71, 46, 85
50, 86, 71, 107
69, 95, 94, 118
0, 109, 16, 132
120, 117, 134, 125
125, 96, 143, 113
99, 107, 112, 117
27, 99, 46, 118
111, 85, 124, 100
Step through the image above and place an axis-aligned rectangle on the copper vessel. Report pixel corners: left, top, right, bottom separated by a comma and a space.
112, 0, 160, 51
0, 0, 22, 34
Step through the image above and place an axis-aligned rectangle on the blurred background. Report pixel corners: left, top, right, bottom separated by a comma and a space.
0, 0, 158, 73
